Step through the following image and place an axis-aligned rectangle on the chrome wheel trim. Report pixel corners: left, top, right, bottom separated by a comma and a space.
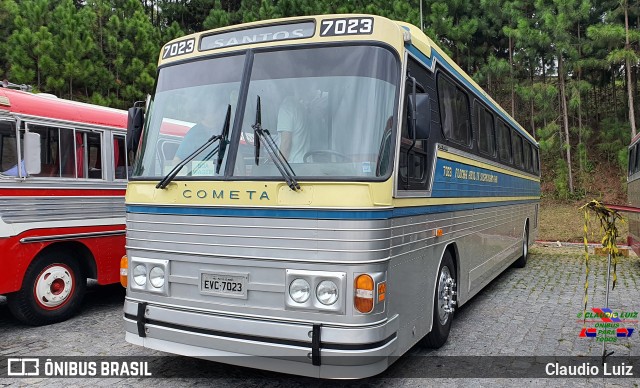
437, 266, 456, 325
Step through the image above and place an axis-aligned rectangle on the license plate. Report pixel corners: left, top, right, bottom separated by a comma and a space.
200, 272, 248, 299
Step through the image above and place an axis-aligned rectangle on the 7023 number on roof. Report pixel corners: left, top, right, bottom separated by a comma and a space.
320, 18, 374, 37
162, 38, 196, 59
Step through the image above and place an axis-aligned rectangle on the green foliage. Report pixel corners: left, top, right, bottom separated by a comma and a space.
598, 117, 630, 163
554, 158, 571, 199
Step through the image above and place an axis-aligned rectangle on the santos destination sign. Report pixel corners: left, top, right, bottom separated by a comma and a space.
200, 22, 316, 50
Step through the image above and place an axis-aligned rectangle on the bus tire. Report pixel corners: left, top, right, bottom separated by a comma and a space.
421, 251, 456, 348
513, 224, 529, 268
7, 251, 86, 326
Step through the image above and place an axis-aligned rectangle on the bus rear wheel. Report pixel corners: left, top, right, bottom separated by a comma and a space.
8, 251, 86, 326
421, 251, 456, 348
513, 224, 529, 268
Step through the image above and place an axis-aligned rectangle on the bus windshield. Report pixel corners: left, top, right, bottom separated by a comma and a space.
133, 45, 399, 180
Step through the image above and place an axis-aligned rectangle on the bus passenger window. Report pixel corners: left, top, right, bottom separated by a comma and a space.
114, 135, 129, 180
533, 147, 540, 174
476, 104, 495, 156
438, 74, 471, 146
512, 132, 524, 168
496, 121, 511, 163
82, 131, 103, 179
28, 125, 76, 178
524, 141, 532, 172
0, 121, 19, 175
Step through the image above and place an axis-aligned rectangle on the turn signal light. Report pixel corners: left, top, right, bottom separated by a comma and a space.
354, 274, 374, 313
120, 255, 128, 288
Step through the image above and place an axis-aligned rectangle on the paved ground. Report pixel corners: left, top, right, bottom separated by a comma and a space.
0, 245, 639, 387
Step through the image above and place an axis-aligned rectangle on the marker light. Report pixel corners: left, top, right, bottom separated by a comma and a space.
120, 255, 128, 288
316, 280, 339, 305
133, 265, 147, 286
149, 266, 165, 288
377, 281, 386, 302
289, 278, 311, 303
354, 274, 374, 313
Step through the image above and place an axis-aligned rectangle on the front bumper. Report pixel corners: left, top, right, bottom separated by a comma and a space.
123, 298, 399, 378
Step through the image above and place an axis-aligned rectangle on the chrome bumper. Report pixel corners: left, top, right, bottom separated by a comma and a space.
123, 298, 399, 378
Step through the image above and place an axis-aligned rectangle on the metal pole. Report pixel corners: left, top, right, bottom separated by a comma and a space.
602, 213, 614, 362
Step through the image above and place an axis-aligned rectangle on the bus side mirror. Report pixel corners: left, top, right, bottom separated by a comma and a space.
127, 106, 144, 153
408, 93, 431, 140
24, 132, 41, 175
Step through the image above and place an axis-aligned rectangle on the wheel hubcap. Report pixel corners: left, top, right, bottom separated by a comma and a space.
437, 266, 457, 325
34, 264, 74, 309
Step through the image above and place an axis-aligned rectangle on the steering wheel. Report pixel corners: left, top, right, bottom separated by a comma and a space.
303, 150, 351, 163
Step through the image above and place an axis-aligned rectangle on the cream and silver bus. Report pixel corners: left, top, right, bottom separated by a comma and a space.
122, 14, 540, 378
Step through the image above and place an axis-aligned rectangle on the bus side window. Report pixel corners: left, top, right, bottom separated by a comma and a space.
114, 135, 129, 180
635, 144, 640, 174
438, 74, 471, 147
524, 141, 532, 172
398, 58, 433, 191
0, 121, 19, 175
28, 125, 72, 178
496, 120, 512, 163
511, 131, 524, 169
81, 131, 103, 179
476, 103, 495, 156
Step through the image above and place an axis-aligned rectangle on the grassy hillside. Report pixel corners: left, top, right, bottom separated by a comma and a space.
538, 199, 630, 244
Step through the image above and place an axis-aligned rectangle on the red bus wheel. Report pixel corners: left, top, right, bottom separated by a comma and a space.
7, 251, 86, 326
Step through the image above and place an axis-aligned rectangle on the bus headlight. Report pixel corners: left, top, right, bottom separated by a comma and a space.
289, 278, 310, 303
316, 280, 338, 305
149, 266, 165, 288
133, 265, 147, 286
129, 258, 169, 295
285, 270, 345, 313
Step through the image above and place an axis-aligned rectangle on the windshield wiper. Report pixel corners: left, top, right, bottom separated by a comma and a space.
251, 96, 300, 191
156, 105, 231, 189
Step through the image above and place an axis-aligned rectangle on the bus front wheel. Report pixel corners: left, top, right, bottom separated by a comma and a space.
8, 251, 86, 326
421, 251, 456, 348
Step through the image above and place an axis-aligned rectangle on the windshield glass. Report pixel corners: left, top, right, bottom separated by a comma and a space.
134, 54, 243, 178
133, 45, 399, 180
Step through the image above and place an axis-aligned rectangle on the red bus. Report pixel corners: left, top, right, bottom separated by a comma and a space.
0, 87, 130, 325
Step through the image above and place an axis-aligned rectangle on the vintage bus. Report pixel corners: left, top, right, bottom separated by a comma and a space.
122, 15, 541, 378
0, 86, 130, 325
628, 133, 640, 256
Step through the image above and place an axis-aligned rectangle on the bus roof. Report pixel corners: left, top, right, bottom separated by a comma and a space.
631, 132, 640, 147
0, 88, 127, 130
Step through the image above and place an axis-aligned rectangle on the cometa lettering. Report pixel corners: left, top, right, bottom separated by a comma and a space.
183, 189, 270, 201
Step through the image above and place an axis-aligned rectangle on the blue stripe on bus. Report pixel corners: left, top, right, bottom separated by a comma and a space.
127, 199, 538, 220
406, 44, 535, 144
432, 158, 541, 198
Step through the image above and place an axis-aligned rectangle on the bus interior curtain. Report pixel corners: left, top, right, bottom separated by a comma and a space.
76, 132, 84, 178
